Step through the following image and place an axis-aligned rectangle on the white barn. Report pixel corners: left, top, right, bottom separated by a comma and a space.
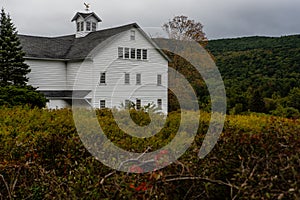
19, 11, 169, 113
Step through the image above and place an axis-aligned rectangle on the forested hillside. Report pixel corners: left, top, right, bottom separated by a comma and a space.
206, 35, 300, 117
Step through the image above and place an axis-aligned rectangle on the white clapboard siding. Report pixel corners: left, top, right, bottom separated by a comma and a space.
89, 28, 168, 113
26, 59, 67, 90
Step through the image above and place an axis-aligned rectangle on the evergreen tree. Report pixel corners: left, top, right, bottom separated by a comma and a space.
0, 8, 30, 86
0, 8, 47, 108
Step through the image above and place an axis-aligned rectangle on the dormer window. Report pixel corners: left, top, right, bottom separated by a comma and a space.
86, 21, 91, 31
80, 22, 84, 31
92, 22, 97, 31
77, 22, 80, 31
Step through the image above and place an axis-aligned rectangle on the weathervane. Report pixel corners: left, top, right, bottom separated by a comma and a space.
84, 3, 90, 12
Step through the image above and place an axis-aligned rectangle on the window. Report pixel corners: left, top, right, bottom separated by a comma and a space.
130, 48, 136, 59
136, 73, 141, 85
124, 48, 130, 59
130, 30, 135, 40
136, 99, 141, 110
125, 99, 131, 109
80, 22, 84, 31
157, 74, 162, 85
100, 72, 106, 84
142, 49, 148, 60
86, 21, 91, 31
92, 22, 97, 31
77, 22, 80, 31
137, 49, 142, 60
125, 73, 130, 84
157, 99, 162, 110
118, 47, 123, 58
117, 47, 148, 61
100, 100, 106, 109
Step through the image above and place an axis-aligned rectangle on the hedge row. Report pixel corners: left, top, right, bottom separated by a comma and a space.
0, 107, 299, 199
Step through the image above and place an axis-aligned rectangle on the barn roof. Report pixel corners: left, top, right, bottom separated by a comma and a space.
18, 23, 169, 61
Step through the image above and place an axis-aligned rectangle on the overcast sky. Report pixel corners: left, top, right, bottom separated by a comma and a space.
2, 0, 300, 39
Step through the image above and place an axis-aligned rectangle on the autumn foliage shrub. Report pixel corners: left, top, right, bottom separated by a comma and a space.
0, 107, 299, 199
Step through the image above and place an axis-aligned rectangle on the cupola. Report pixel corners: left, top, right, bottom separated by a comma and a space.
71, 7, 102, 38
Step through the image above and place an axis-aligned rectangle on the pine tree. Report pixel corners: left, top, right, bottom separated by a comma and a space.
0, 8, 30, 86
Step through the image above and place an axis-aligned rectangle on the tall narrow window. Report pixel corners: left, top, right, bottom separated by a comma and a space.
130, 30, 135, 40
136, 99, 141, 110
125, 99, 131, 109
136, 73, 141, 85
131, 48, 136, 59
86, 21, 91, 31
77, 22, 80, 31
92, 22, 97, 31
125, 73, 130, 84
100, 100, 106, 109
157, 99, 162, 110
80, 22, 84, 31
137, 49, 142, 60
100, 72, 106, 84
142, 49, 148, 60
157, 74, 162, 86
118, 47, 123, 58
124, 48, 130, 59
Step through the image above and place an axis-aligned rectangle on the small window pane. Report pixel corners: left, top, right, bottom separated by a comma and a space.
136, 73, 141, 85
77, 22, 80, 31
124, 48, 130, 59
92, 22, 96, 31
142, 49, 147, 60
80, 22, 84, 31
118, 47, 123, 58
157, 74, 162, 85
130, 30, 135, 40
86, 21, 91, 31
100, 72, 106, 84
157, 99, 162, 110
137, 49, 141, 60
100, 100, 106, 109
125, 73, 130, 84
136, 99, 141, 110
125, 99, 131, 109
131, 48, 136, 59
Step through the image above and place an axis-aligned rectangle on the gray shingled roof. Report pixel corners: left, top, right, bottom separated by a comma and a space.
18, 23, 139, 60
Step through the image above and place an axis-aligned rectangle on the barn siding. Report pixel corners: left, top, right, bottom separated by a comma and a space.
90, 28, 168, 113
26, 59, 67, 90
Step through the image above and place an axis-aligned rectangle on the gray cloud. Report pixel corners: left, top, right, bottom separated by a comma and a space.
2, 0, 300, 39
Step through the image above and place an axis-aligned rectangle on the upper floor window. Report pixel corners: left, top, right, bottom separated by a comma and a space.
137, 49, 142, 60
86, 21, 91, 31
118, 47, 123, 58
92, 22, 97, 31
142, 49, 148, 60
131, 48, 136, 59
124, 48, 130, 59
136, 73, 141, 85
118, 47, 148, 61
157, 74, 162, 86
130, 30, 136, 40
125, 73, 130, 84
100, 72, 106, 84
